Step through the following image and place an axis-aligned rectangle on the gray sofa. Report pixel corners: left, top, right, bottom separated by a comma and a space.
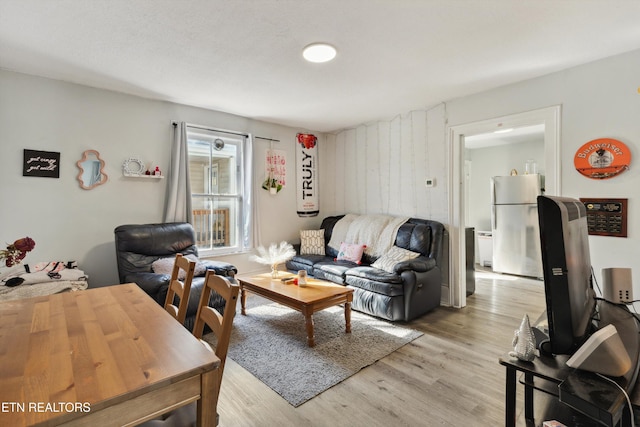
286, 215, 446, 322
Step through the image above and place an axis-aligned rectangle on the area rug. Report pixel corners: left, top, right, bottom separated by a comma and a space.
204, 296, 423, 407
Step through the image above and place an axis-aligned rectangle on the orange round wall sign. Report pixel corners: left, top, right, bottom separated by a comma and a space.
574, 138, 631, 179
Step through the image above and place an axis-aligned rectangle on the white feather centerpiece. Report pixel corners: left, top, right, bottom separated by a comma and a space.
250, 241, 296, 278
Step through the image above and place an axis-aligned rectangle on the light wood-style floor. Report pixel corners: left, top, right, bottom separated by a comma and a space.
217, 271, 546, 426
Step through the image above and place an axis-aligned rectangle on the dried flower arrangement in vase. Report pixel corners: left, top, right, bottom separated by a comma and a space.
250, 241, 296, 278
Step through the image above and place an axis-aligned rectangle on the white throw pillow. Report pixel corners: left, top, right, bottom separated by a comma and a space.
300, 229, 325, 255
371, 246, 420, 273
152, 254, 207, 279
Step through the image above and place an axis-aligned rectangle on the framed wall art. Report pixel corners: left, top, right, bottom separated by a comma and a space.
23, 149, 60, 178
580, 198, 627, 237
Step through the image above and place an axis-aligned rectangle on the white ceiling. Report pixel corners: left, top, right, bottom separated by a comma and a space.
2, 1, 640, 133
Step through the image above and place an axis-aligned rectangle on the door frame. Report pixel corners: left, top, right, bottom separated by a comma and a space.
447, 106, 561, 308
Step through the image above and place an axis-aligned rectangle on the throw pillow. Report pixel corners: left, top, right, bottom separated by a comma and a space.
335, 242, 367, 264
371, 246, 420, 273
300, 229, 325, 255
152, 254, 207, 279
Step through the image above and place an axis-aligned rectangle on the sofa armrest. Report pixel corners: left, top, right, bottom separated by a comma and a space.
394, 256, 436, 274
200, 260, 238, 277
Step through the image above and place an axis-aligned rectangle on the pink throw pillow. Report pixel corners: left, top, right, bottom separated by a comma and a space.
335, 242, 367, 264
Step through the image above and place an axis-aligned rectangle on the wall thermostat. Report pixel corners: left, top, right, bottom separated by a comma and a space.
425, 178, 436, 188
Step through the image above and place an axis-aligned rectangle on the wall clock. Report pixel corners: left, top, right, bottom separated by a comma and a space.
573, 138, 631, 179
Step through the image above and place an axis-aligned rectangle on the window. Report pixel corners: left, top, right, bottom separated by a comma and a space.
186, 126, 252, 255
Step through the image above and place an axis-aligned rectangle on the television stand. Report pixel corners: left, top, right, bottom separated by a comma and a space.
499, 301, 640, 426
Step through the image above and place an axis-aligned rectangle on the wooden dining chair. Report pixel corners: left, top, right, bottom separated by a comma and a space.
164, 253, 196, 325
192, 270, 240, 403
139, 270, 239, 427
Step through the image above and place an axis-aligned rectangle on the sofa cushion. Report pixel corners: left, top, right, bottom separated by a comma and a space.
371, 246, 420, 273
287, 254, 332, 277
345, 267, 404, 297
313, 261, 355, 284
395, 222, 432, 256
335, 242, 366, 264
318, 215, 345, 258
345, 266, 402, 284
300, 229, 325, 255
349, 286, 404, 321
289, 254, 330, 268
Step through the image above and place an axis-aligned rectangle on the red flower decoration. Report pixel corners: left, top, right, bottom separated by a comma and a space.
297, 133, 317, 149
1, 236, 36, 267
14, 237, 35, 253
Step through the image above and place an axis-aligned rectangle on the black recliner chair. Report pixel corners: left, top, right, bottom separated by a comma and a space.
114, 222, 237, 330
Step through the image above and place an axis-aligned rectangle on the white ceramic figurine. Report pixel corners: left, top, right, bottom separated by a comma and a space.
509, 314, 537, 362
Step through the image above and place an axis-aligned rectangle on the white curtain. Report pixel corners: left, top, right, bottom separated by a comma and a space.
244, 135, 256, 249
163, 122, 193, 223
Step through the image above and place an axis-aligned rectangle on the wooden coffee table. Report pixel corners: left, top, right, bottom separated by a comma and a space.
236, 273, 354, 347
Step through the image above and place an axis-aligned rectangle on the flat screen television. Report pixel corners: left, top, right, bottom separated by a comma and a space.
537, 195, 596, 356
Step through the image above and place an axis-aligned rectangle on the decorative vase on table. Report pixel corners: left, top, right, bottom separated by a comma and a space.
249, 242, 295, 280
271, 264, 280, 278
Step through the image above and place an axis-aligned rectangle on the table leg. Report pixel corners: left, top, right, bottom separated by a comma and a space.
344, 301, 352, 333
240, 285, 247, 315
505, 366, 517, 427
524, 372, 534, 423
304, 310, 315, 347
197, 367, 220, 427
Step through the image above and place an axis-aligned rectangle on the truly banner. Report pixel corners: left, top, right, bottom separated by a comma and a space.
296, 133, 319, 217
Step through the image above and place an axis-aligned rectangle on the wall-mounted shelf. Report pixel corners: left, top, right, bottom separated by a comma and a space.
123, 173, 164, 179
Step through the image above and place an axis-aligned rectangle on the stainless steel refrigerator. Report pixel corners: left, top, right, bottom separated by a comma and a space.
491, 174, 543, 278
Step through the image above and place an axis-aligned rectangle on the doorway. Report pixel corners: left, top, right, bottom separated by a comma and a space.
447, 106, 561, 308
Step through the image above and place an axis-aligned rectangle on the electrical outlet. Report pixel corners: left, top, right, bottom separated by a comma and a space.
425, 178, 435, 188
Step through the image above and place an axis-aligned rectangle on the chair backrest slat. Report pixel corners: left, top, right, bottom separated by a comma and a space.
163, 254, 196, 325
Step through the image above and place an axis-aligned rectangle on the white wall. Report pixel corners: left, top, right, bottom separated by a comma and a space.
0, 70, 324, 286
447, 49, 640, 296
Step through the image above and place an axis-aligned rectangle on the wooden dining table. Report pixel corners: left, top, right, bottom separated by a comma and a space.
0, 283, 220, 427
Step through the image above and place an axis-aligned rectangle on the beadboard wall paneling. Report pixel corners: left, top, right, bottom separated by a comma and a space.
326, 104, 448, 223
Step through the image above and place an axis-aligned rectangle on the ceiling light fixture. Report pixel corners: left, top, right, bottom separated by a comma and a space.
303, 43, 337, 63
494, 128, 514, 134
